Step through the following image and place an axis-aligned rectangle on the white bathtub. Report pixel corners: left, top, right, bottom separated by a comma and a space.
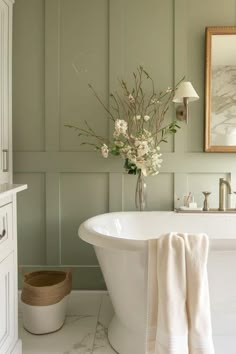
78, 211, 236, 354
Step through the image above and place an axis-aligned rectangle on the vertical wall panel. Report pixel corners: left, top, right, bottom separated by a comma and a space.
14, 173, 46, 265
173, 0, 188, 153
60, 173, 109, 265
122, 0, 175, 152
45, 173, 61, 264
45, 0, 60, 152
59, 0, 109, 152
13, 0, 45, 151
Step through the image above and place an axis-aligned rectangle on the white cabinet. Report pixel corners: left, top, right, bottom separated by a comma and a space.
0, 0, 13, 184
0, 190, 26, 354
0, 252, 15, 354
0, 0, 27, 354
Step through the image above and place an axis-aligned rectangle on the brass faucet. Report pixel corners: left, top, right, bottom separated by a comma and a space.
219, 178, 232, 211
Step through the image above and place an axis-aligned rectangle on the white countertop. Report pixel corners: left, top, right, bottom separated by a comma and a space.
0, 183, 27, 198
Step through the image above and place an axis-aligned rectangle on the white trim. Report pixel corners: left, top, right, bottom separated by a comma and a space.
7, 339, 22, 354
3, 0, 14, 5
0, 184, 27, 199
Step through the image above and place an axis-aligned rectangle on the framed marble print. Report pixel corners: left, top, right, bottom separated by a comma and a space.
205, 26, 236, 152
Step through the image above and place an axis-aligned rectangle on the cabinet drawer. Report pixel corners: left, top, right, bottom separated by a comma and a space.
0, 203, 13, 256
0, 252, 15, 353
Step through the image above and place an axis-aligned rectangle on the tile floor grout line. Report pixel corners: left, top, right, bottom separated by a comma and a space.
90, 294, 104, 353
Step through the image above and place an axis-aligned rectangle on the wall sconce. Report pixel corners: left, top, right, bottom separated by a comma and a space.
172, 81, 199, 123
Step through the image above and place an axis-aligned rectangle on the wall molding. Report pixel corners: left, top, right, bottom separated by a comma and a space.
14, 151, 236, 173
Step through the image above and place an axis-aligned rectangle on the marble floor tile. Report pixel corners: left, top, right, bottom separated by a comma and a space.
19, 292, 236, 354
19, 315, 97, 354
213, 336, 236, 354
19, 316, 236, 354
92, 323, 117, 354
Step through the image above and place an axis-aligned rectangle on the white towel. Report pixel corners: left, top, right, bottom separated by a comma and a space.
146, 233, 215, 354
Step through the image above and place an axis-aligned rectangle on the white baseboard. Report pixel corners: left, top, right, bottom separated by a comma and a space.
18, 290, 108, 317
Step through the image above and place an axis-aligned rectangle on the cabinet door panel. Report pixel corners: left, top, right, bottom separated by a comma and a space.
0, 252, 15, 353
0, 203, 13, 257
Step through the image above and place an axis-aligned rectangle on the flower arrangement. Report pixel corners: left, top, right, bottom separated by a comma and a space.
66, 66, 181, 177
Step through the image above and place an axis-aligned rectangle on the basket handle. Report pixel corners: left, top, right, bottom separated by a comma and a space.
66, 267, 73, 279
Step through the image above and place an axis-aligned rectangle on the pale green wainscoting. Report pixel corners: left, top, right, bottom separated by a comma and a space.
13, 0, 236, 289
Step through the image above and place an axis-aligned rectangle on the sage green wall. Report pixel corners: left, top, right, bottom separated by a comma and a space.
12, 0, 236, 289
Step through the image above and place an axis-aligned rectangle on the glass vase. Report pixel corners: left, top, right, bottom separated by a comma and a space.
135, 170, 147, 211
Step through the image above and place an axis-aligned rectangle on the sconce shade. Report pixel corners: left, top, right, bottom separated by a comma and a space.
173, 81, 199, 103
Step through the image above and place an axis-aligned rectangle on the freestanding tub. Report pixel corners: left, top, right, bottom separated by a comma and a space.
78, 211, 236, 354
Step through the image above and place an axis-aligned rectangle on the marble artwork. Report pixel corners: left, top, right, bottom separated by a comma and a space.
210, 65, 236, 146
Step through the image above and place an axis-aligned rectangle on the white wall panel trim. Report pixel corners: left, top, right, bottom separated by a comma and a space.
13, 151, 236, 173
45, 0, 60, 151
109, 173, 123, 212
173, 0, 188, 153
45, 173, 61, 265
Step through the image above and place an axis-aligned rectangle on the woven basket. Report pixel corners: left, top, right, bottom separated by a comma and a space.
21, 270, 72, 306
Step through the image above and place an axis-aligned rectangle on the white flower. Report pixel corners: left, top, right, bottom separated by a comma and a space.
136, 159, 147, 175
144, 115, 150, 122
132, 115, 141, 121
101, 144, 109, 158
142, 129, 152, 139
113, 130, 119, 138
137, 142, 149, 157
114, 119, 128, 136
126, 148, 136, 162
146, 148, 163, 175
114, 140, 124, 147
120, 145, 131, 155
134, 139, 149, 157
151, 98, 160, 104
166, 87, 172, 93
129, 155, 137, 164
128, 94, 135, 103
136, 145, 163, 176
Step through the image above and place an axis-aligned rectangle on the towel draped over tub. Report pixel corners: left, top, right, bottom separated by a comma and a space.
146, 233, 215, 354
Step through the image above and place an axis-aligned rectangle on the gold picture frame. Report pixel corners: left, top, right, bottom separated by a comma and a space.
205, 26, 236, 152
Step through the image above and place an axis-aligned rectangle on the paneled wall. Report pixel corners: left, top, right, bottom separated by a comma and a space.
13, 0, 236, 289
